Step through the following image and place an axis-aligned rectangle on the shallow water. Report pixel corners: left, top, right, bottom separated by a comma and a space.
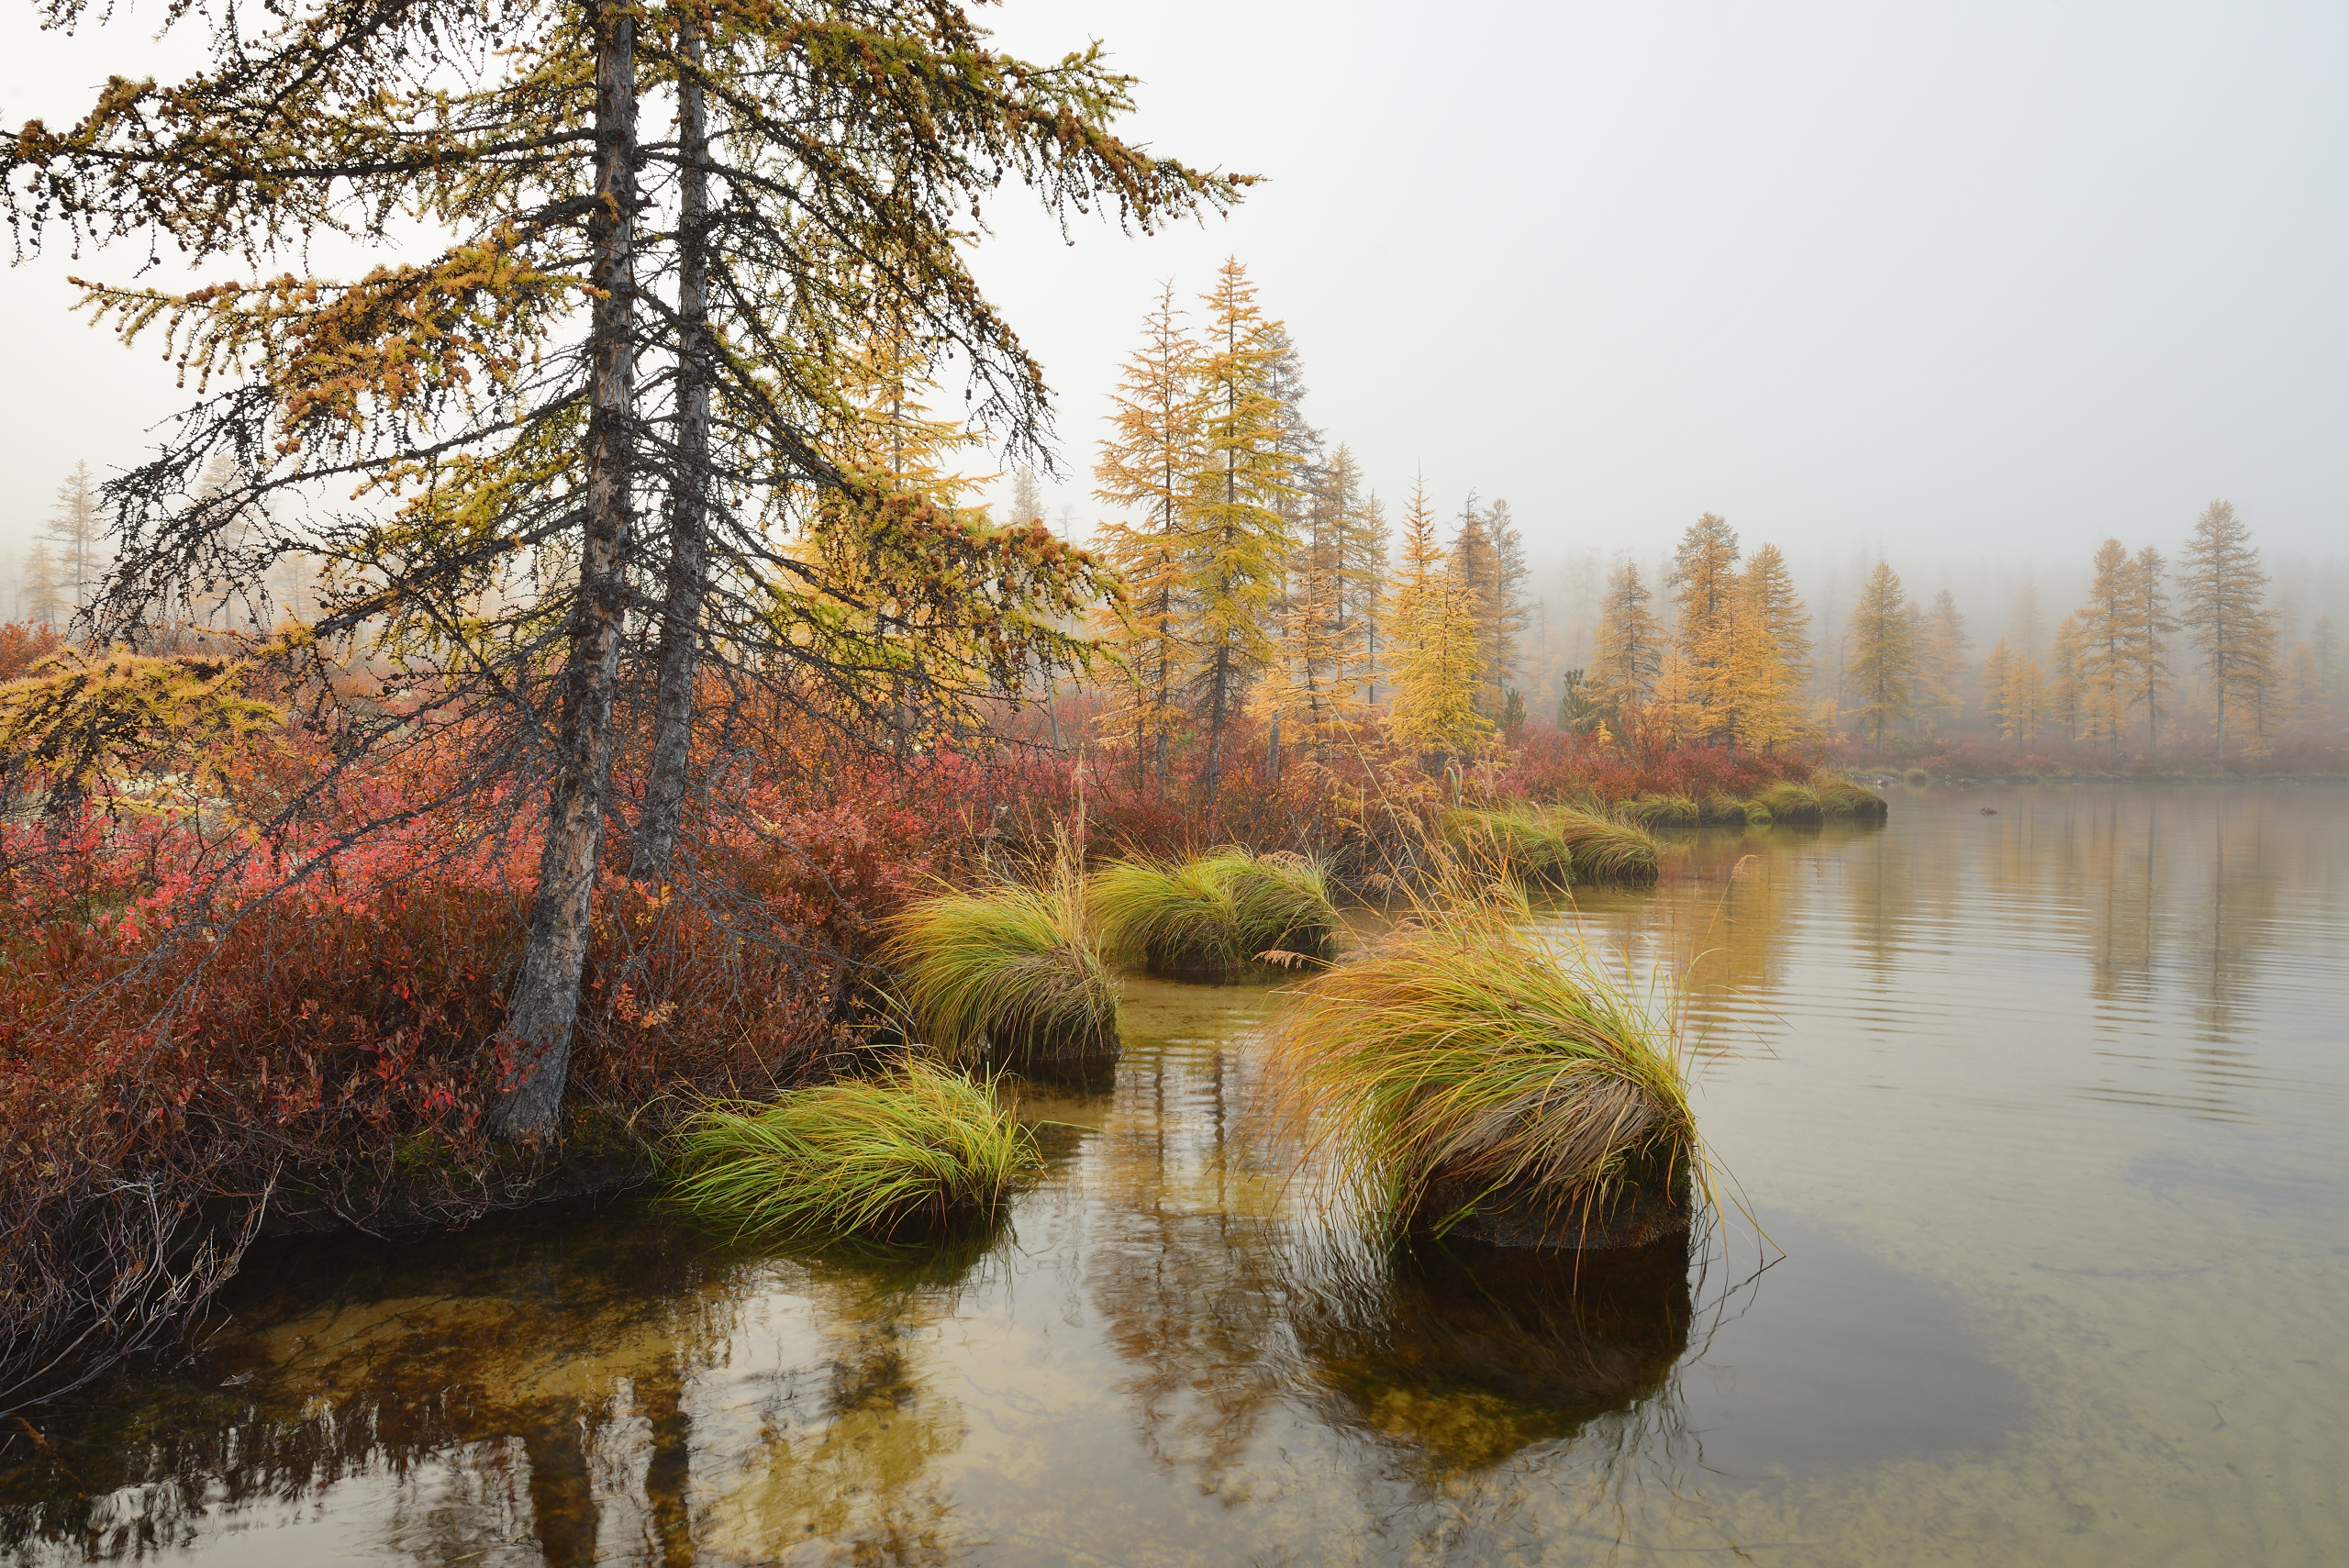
5, 783, 2345, 1566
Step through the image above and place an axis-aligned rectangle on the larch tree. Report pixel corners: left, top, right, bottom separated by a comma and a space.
18, 544, 64, 628
2121, 545, 2177, 757
1091, 284, 1204, 792
1913, 589, 1971, 739
1320, 445, 1386, 708
1664, 513, 1742, 742
1186, 258, 1297, 804
2076, 539, 2132, 757
1729, 543, 1812, 750
1008, 466, 1047, 527
1386, 478, 1485, 760
1981, 639, 2017, 738
2048, 614, 2087, 740
1589, 560, 1664, 724
1485, 497, 1531, 714
1846, 561, 1915, 752
2178, 500, 2276, 762
6, 0, 1241, 1140
1448, 495, 1503, 717
43, 462, 107, 617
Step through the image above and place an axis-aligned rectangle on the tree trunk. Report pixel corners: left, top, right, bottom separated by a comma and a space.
494, 1, 637, 1142
631, 17, 711, 882
1199, 642, 1230, 804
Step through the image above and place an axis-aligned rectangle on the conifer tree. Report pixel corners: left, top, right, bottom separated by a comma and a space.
2049, 614, 2087, 739
1913, 589, 1972, 739
1664, 513, 1742, 742
1321, 447, 1386, 706
2178, 500, 2276, 762
18, 544, 63, 628
2077, 539, 2132, 756
1589, 560, 1664, 722
1486, 498, 1531, 713
1729, 544, 1812, 750
2121, 546, 2177, 757
1092, 284, 1205, 791
1846, 561, 1915, 751
43, 462, 106, 618
1266, 449, 1354, 760
1187, 258, 1297, 802
7, 0, 1240, 1139
1982, 639, 2017, 737
1386, 480, 1486, 759
1449, 495, 1504, 716
1009, 466, 1047, 527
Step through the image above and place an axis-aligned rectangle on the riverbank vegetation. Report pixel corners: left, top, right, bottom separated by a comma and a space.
0, 0, 1898, 1410
882, 864, 1119, 1071
1264, 893, 1706, 1251
1091, 849, 1339, 979
668, 1062, 1041, 1242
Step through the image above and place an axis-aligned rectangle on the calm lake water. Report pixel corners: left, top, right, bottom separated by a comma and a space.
5, 783, 2345, 1566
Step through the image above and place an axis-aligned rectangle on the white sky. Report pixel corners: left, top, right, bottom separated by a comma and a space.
4, 0, 2343, 589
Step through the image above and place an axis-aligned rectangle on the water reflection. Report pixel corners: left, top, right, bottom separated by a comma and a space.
3, 785, 2344, 1565
1288, 1237, 1692, 1474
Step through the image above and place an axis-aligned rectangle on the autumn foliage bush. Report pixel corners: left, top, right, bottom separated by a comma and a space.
0, 706, 982, 1408
1497, 727, 1825, 810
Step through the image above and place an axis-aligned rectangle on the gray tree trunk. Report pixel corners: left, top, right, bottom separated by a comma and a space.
632, 17, 712, 883
494, 2, 637, 1142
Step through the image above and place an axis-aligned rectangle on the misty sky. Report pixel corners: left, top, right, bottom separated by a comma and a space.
3, 0, 2343, 576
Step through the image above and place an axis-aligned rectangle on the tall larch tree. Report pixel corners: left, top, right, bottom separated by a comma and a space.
1386, 479, 1486, 760
1981, 639, 2018, 738
1486, 498, 1531, 712
43, 462, 106, 617
1320, 446, 1386, 706
1589, 560, 1664, 725
1846, 561, 1916, 751
1913, 589, 1972, 739
1091, 284, 1205, 791
2121, 545, 2177, 757
1186, 258, 1297, 802
1730, 543, 1811, 750
2076, 539, 2133, 757
1448, 496, 1504, 716
2048, 614, 2087, 739
2178, 500, 2276, 762
1664, 513, 1742, 742
7, 0, 1241, 1139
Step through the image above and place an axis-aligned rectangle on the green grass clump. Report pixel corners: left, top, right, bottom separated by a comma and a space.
1441, 807, 1575, 888
1553, 807, 1662, 883
668, 1061, 1041, 1241
882, 867, 1118, 1069
1700, 793, 1750, 825
1902, 766, 1932, 786
1623, 793, 1700, 828
1750, 781, 1824, 823
1266, 894, 1705, 1249
1813, 773, 1889, 818
1092, 849, 1338, 980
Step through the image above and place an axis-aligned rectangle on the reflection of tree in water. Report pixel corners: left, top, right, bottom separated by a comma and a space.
698, 1232, 999, 1566
0, 1203, 1002, 1566
1080, 1040, 1295, 1493
1283, 1236, 1692, 1476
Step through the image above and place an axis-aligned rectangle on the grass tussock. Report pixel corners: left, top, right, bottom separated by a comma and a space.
881, 863, 1119, 1069
668, 1060, 1041, 1241
1266, 891, 1706, 1249
1091, 849, 1338, 980
1440, 807, 1575, 888
1552, 807, 1663, 883
1751, 775, 1887, 824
